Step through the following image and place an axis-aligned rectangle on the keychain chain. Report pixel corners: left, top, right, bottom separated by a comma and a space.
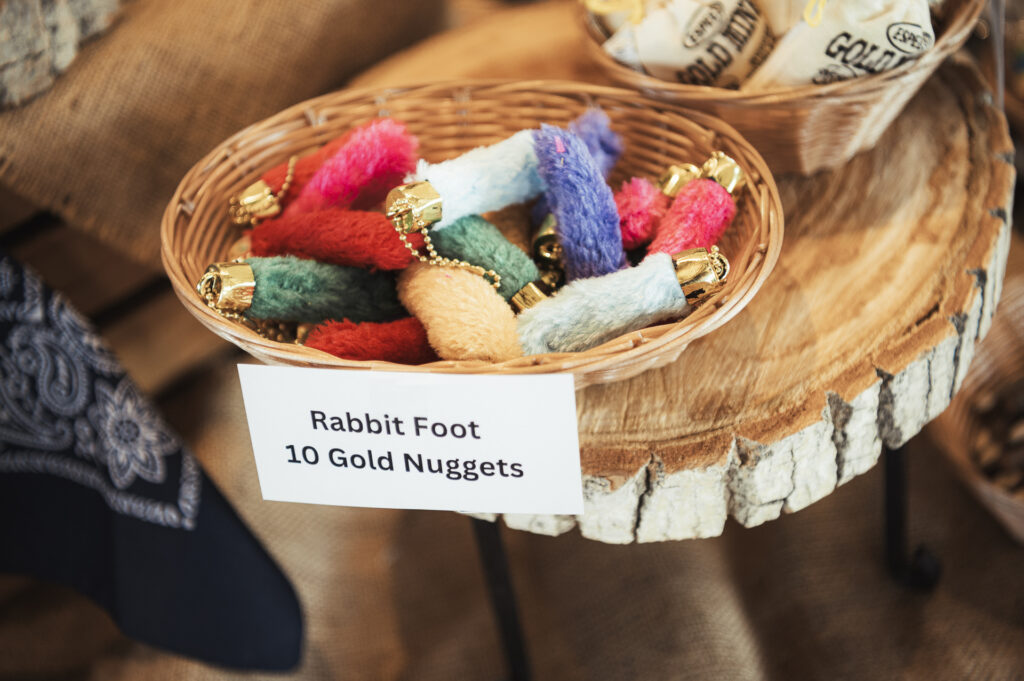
197, 275, 299, 343
209, 154, 298, 340
230, 155, 298, 226
396, 227, 502, 291
276, 156, 298, 203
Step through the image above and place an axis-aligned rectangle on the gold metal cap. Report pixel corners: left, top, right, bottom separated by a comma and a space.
672, 246, 729, 304
385, 181, 443, 234
229, 180, 281, 225
196, 262, 256, 312
533, 214, 564, 264
701, 152, 745, 195
295, 323, 314, 345
537, 267, 564, 291
510, 280, 553, 314
657, 163, 702, 198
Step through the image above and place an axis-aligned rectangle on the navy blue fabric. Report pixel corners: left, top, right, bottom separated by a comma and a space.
0, 254, 302, 670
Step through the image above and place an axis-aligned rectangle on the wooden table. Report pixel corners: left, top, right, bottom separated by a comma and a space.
352, 2, 1014, 543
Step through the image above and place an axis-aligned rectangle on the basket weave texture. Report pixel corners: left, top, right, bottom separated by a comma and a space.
161, 81, 783, 389
931, 274, 1024, 545
583, 0, 985, 175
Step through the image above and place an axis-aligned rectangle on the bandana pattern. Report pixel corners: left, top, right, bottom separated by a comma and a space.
0, 257, 200, 529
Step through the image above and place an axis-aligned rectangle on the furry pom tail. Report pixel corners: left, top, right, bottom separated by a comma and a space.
647, 179, 735, 256
397, 263, 522, 362
251, 209, 422, 271
615, 177, 670, 250
305, 317, 438, 364
517, 253, 688, 354
261, 133, 350, 208
247, 255, 404, 324
533, 125, 625, 281
430, 215, 539, 301
285, 118, 419, 216
413, 129, 545, 229
569, 108, 622, 179
531, 108, 623, 225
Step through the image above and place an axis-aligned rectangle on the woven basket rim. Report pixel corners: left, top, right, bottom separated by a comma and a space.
160, 79, 784, 387
580, 0, 986, 101
930, 274, 1024, 536
936, 387, 1024, 536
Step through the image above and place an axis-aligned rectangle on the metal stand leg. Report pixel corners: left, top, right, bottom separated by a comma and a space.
470, 517, 532, 681
884, 444, 942, 590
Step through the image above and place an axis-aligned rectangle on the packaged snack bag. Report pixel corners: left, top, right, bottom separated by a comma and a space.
601, 0, 776, 88
743, 0, 934, 89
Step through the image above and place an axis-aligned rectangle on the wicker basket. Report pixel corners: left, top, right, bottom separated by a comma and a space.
583, 0, 985, 175
930, 273, 1024, 545
161, 81, 783, 389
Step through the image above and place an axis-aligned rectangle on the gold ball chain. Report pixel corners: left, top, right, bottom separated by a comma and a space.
206, 156, 304, 344
198, 273, 297, 343
242, 155, 297, 228
396, 227, 502, 291
277, 155, 298, 202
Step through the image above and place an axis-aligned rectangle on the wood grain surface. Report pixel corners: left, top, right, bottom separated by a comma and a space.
355, 3, 1014, 542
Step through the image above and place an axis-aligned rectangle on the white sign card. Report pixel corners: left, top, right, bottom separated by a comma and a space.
237, 364, 583, 515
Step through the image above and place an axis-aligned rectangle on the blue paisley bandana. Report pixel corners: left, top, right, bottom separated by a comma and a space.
0, 255, 302, 670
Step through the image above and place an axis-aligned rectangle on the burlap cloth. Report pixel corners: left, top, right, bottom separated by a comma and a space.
1, 354, 1022, 680
0, 0, 443, 266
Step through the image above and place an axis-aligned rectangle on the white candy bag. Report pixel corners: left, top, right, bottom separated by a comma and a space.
742, 0, 935, 89
758, 0, 805, 34
601, 0, 776, 88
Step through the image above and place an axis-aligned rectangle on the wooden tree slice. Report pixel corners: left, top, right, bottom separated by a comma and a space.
353, 4, 1013, 543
